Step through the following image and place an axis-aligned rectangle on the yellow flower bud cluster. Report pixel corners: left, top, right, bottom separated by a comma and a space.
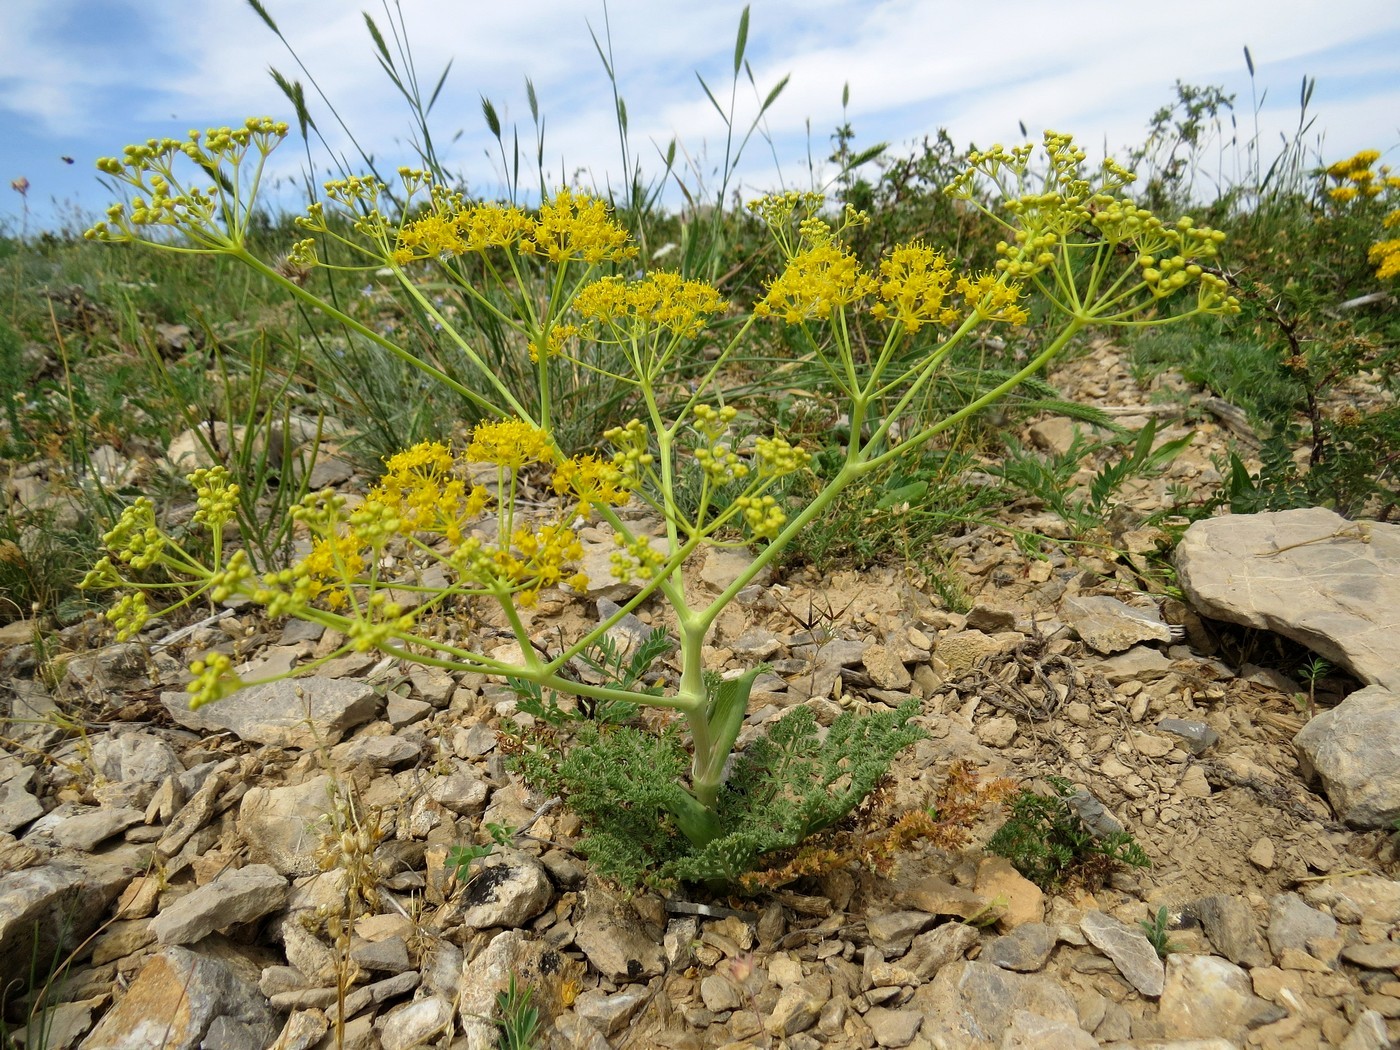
189, 466, 239, 530
603, 419, 655, 482
106, 591, 150, 642
735, 494, 786, 540
610, 533, 665, 583
552, 454, 633, 518
102, 498, 166, 570
754, 436, 811, 478
527, 324, 579, 363
187, 652, 241, 709
691, 405, 749, 484
86, 119, 288, 245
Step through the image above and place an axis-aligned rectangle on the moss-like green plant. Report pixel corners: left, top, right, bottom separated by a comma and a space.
514, 696, 925, 890
988, 776, 1150, 891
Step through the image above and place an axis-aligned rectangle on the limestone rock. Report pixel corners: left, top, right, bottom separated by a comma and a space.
1294, 685, 1400, 828
908, 960, 1080, 1050
862, 1005, 923, 1047
984, 922, 1056, 972
572, 984, 652, 1037
0, 858, 132, 990
376, 995, 454, 1050
149, 863, 289, 945
1157, 953, 1286, 1042
80, 945, 278, 1050
573, 880, 665, 981
904, 921, 980, 980
458, 930, 568, 1050
457, 850, 552, 930
1079, 909, 1164, 998
1175, 507, 1400, 691
237, 774, 337, 877
51, 806, 144, 851
1188, 894, 1269, 968
1000, 1008, 1099, 1049
0, 766, 44, 834
1063, 595, 1173, 654
161, 677, 381, 749
1092, 645, 1173, 684
976, 855, 1045, 929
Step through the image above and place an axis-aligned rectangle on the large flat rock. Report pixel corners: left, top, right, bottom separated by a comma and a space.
1175, 508, 1400, 691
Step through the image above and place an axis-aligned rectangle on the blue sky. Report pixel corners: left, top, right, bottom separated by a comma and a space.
3, 0, 1399, 234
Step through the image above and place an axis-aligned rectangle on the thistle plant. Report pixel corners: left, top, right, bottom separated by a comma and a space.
81, 119, 1237, 884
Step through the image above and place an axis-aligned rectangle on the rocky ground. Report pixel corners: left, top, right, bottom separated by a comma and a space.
1, 340, 1398, 1050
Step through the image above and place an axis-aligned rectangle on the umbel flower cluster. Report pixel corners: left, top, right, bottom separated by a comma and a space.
83, 119, 1241, 864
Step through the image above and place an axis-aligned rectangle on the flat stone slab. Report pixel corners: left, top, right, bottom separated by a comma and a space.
162, 676, 381, 749
1175, 508, 1400, 691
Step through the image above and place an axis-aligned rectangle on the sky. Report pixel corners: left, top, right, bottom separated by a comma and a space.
3, 0, 1399, 235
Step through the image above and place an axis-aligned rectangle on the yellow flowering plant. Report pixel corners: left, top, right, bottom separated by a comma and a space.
1322, 150, 1400, 281
82, 119, 1238, 883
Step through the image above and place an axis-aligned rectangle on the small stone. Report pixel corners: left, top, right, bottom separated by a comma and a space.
984, 923, 1056, 972
700, 974, 743, 1013
1268, 893, 1340, 958
1189, 894, 1270, 968
1179, 764, 1212, 798
1295, 685, 1400, 828
371, 996, 451, 1050
1079, 909, 1164, 998
976, 715, 1018, 748
765, 984, 825, 1038
863, 1006, 922, 1047
1157, 717, 1220, 755
148, 864, 288, 945
1001, 1009, 1099, 1049
1063, 595, 1173, 654
975, 856, 1044, 928
458, 851, 552, 930
1093, 645, 1174, 685
863, 644, 913, 690
966, 603, 1017, 632
1341, 941, 1400, 970
1247, 837, 1276, 871
80, 946, 279, 1049
865, 911, 935, 955
51, 807, 144, 851
904, 922, 979, 980
572, 985, 651, 1037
